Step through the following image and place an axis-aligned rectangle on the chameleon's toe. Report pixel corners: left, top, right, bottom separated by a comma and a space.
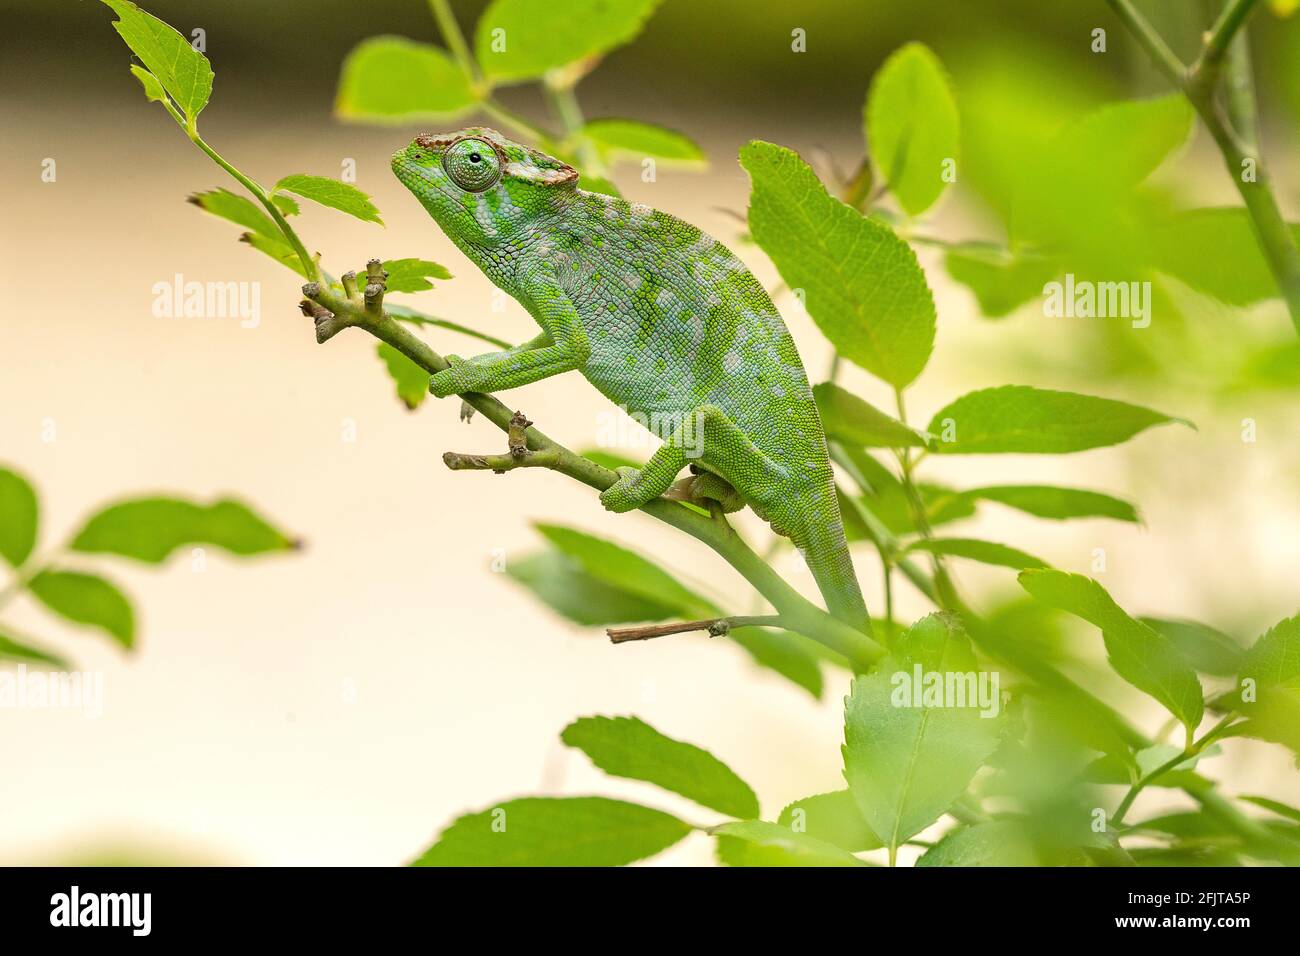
599, 466, 643, 513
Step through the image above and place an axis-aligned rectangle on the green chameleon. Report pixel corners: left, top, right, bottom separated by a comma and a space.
391, 128, 869, 632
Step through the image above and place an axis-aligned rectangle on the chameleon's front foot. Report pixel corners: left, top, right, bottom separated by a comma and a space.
599, 466, 648, 513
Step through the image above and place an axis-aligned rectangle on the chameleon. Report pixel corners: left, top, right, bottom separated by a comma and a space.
391, 128, 869, 632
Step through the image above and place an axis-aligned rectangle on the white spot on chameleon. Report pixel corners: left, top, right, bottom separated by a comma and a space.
723, 350, 742, 374
771, 383, 786, 398
630, 202, 653, 218
656, 289, 677, 311
473, 195, 498, 237
624, 272, 643, 290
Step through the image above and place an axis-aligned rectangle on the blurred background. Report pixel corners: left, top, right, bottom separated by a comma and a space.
1, 0, 1297, 865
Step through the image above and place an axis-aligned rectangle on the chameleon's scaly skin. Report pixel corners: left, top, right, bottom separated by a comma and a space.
392, 128, 869, 631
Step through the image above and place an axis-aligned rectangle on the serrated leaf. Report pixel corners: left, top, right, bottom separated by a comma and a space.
271, 194, 299, 216
533, 524, 715, 618
865, 42, 959, 216
777, 790, 881, 851
960, 484, 1139, 523
189, 188, 281, 242
561, 715, 758, 818
411, 796, 691, 866
272, 174, 382, 225
904, 537, 1047, 570
916, 821, 1037, 866
0, 631, 69, 668
28, 570, 135, 650
0, 467, 38, 568
70, 497, 296, 564
927, 385, 1190, 454
1234, 614, 1300, 758
377, 343, 429, 410
842, 613, 1005, 851
712, 820, 868, 866
335, 36, 478, 123
728, 626, 823, 699
381, 258, 452, 294
475, 0, 665, 83
506, 551, 679, 625
101, 0, 213, 122
1018, 569, 1204, 732
582, 119, 704, 163
814, 382, 928, 448
742, 140, 936, 388
1141, 617, 1244, 677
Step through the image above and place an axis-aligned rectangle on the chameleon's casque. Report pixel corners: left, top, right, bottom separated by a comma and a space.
392, 128, 869, 631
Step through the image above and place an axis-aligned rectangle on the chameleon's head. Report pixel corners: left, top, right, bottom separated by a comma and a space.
391, 127, 578, 247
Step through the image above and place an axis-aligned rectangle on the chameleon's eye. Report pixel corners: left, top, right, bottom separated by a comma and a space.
444, 138, 502, 192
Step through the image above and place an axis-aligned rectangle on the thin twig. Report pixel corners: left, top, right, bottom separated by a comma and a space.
607, 615, 783, 644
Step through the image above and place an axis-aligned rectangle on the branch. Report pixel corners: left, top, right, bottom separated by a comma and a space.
1104, 0, 1187, 86
607, 615, 783, 644
299, 276, 884, 671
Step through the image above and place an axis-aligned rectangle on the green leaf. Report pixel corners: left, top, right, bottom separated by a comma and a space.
728, 626, 823, 699
903, 537, 1047, 570
381, 258, 453, 294
1150, 208, 1300, 306
335, 36, 478, 123
240, 233, 309, 278
474, 0, 665, 83
506, 552, 679, 625
0, 467, 38, 568
577, 448, 643, 472
533, 524, 715, 618
842, 614, 1005, 851
927, 385, 1190, 454
916, 821, 1037, 867
188, 188, 281, 242
865, 42, 959, 216
272, 175, 382, 225
128, 64, 167, 105
741, 141, 936, 388
1140, 617, 1244, 677
377, 343, 429, 411
69, 497, 297, 564
561, 715, 759, 818
776, 790, 882, 852
28, 571, 134, 650
712, 821, 868, 867
271, 194, 300, 216
411, 796, 690, 866
1018, 569, 1204, 732
1234, 614, 1300, 757
582, 119, 704, 164
959, 484, 1139, 523
814, 382, 929, 448
944, 247, 1058, 318
1240, 795, 1300, 825
0, 631, 69, 668
101, 0, 213, 122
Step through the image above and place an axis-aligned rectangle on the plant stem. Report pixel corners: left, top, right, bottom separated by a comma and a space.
1111, 712, 1238, 826
302, 288, 884, 671
544, 77, 604, 174
1107, 0, 1300, 333
427, 0, 480, 83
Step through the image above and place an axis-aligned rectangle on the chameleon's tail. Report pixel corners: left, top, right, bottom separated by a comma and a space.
790, 501, 871, 634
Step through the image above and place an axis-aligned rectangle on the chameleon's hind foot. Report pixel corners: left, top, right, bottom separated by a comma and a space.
664, 472, 745, 513
599, 466, 647, 513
